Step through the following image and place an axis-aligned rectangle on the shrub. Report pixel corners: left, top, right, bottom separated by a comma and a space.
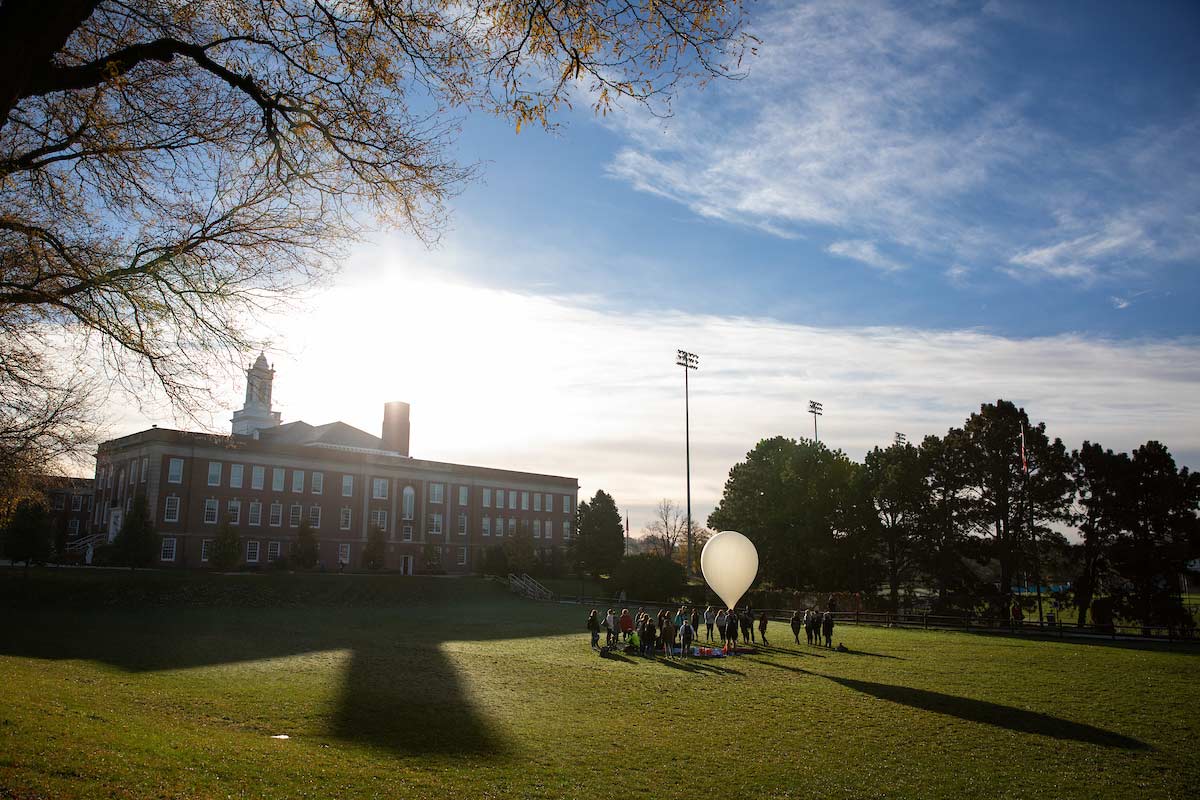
362, 525, 386, 571
610, 554, 687, 602
292, 521, 318, 569
209, 521, 241, 571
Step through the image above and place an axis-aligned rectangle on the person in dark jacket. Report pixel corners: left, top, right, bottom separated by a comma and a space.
725, 609, 739, 651
822, 610, 834, 648
644, 616, 658, 657
587, 609, 600, 649
758, 611, 770, 646
740, 608, 753, 644
790, 610, 802, 644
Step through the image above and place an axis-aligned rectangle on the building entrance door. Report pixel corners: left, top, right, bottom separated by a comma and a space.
400, 555, 413, 576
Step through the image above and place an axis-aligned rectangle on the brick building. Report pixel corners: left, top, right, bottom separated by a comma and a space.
44, 475, 95, 544
92, 354, 578, 573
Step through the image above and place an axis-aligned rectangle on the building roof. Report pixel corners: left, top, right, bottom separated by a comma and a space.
252, 352, 270, 370
258, 420, 382, 450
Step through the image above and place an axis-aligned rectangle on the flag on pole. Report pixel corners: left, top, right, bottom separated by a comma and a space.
1020, 423, 1029, 475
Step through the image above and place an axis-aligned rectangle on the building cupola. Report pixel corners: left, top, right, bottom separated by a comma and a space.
231, 352, 282, 436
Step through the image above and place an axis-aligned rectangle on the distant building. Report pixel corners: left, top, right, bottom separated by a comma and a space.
92, 355, 578, 573
43, 475, 96, 545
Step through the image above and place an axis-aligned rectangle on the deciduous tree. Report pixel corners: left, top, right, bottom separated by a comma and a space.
112, 493, 157, 569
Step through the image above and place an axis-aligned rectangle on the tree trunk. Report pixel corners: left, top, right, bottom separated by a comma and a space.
0, 0, 101, 129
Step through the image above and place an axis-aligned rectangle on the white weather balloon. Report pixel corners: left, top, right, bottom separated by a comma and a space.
700, 530, 759, 609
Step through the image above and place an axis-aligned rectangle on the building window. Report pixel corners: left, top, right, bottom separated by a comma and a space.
164, 496, 180, 523
201, 539, 212, 562
207, 462, 221, 486
402, 486, 415, 520
204, 498, 218, 524
269, 502, 283, 527
130, 462, 137, 485
246, 540, 260, 563
252, 465, 265, 490
68, 519, 80, 535
267, 541, 281, 562
521, 491, 529, 510
342, 475, 353, 496
337, 543, 351, 565
563, 519, 571, 539
228, 499, 241, 525
546, 521, 554, 539
230, 464, 244, 489
457, 547, 467, 566
340, 507, 352, 530
483, 488, 491, 508
249, 501, 262, 526
71, 495, 82, 511
482, 517, 491, 537
521, 519, 530, 535
458, 512, 467, 535
430, 483, 444, 504
563, 495, 572, 513
168, 458, 184, 483
534, 520, 541, 538
107, 467, 113, 489
372, 478, 388, 499
508, 492, 517, 510
126, 496, 133, 514
402, 524, 413, 542
370, 509, 387, 531
272, 468, 285, 492
429, 512, 442, 535
160, 537, 177, 562
495, 489, 504, 509
534, 493, 542, 512
141, 457, 148, 482
309, 505, 321, 528
312, 472, 324, 495
458, 486, 468, 506
51, 493, 65, 511
289, 504, 302, 527
292, 470, 304, 493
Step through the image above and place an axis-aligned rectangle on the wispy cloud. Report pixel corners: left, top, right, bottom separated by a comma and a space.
828, 240, 906, 272
604, 0, 1200, 287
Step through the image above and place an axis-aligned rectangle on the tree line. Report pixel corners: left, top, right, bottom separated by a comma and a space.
707, 399, 1199, 629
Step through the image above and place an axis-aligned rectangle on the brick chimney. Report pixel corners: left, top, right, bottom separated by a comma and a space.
382, 401, 410, 456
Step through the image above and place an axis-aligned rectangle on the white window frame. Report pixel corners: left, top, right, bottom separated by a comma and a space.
508, 492, 517, 510
372, 477, 388, 500
203, 498, 218, 524
402, 524, 413, 542
228, 498, 241, 525
141, 456, 148, 483
71, 495, 82, 512
546, 520, 554, 539
508, 518, 516, 535
483, 488, 491, 508
337, 543, 351, 565
68, 519, 80, 535
230, 464, 244, 489
249, 501, 262, 527
370, 509, 387, 531
252, 465, 265, 490
292, 470, 304, 494
312, 472, 324, 495
563, 519, 571, 539
269, 502, 283, 527
430, 483, 444, 504
563, 495, 572, 513
521, 491, 529, 510
52, 493, 65, 511
457, 547, 467, 566
340, 507, 352, 530
402, 486, 415, 520
267, 541, 281, 563
309, 505, 321, 528
160, 537, 177, 562
207, 461, 222, 486
534, 493, 542, 512
429, 512, 442, 535
167, 458, 183, 484
130, 461, 138, 485
458, 486, 468, 506
342, 474, 353, 496
534, 520, 541, 538
272, 468, 285, 492
289, 504, 302, 527
164, 495, 180, 523
495, 489, 504, 509
458, 512, 467, 535
482, 516, 491, 537
246, 540, 260, 563
201, 539, 212, 562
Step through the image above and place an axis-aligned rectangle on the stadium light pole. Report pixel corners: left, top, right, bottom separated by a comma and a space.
808, 400, 823, 442
677, 349, 699, 577
895, 432, 907, 446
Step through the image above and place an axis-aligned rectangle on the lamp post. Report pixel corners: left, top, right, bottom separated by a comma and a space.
808, 400, 823, 442
676, 349, 699, 577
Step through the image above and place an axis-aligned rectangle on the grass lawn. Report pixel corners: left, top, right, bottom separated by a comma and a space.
1, 569, 1197, 799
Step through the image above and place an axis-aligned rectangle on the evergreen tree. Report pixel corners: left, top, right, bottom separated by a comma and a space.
1071, 441, 1128, 627
362, 524, 386, 570
861, 441, 924, 612
3, 498, 50, 572
504, 523, 536, 575
574, 490, 625, 577
913, 432, 979, 612
210, 520, 241, 571
292, 519, 319, 569
113, 494, 157, 569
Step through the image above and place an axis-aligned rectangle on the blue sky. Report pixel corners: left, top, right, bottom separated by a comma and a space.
111, 0, 1200, 534
430, 0, 1199, 338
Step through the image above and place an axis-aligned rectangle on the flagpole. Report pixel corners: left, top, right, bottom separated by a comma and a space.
1023, 422, 1045, 626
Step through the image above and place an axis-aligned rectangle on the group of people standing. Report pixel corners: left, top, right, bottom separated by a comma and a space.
586, 605, 773, 657
789, 608, 836, 648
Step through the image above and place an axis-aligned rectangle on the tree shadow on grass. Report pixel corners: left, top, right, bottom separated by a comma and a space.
0, 598, 580, 757
827, 675, 1150, 751
834, 647, 905, 660
655, 657, 744, 676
